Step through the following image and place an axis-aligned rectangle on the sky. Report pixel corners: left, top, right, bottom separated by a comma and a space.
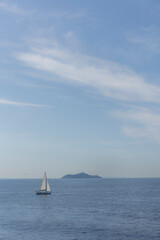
0, 0, 160, 178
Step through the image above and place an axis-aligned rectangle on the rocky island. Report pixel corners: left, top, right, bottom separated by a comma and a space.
62, 172, 102, 179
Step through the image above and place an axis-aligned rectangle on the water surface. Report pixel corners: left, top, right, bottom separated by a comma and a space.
0, 178, 160, 239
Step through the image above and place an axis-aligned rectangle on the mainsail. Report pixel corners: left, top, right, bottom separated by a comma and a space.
40, 172, 47, 190
36, 172, 51, 195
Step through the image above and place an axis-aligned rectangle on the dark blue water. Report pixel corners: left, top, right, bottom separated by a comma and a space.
0, 178, 160, 240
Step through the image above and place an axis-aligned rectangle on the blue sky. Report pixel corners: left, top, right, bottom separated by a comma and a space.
1, 0, 160, 178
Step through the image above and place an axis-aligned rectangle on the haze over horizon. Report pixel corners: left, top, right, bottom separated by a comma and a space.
0, 0, 160, 178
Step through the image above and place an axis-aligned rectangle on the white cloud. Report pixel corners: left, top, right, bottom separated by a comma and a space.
51, 10, 85, 19
100, 140, 145, 146
127, 27, 160, 54
115, 107, 160, 141
0, 2, 33, 15
16, 44, 160, 103
0, 99, 50, 108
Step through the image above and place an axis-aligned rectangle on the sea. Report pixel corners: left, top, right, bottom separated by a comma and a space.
0, 178, 160, 240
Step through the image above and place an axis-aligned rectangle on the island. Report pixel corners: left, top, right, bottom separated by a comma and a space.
62, 172, 102, 179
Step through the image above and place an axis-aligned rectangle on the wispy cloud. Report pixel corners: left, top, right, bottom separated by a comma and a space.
0, 99, 50, 108
50, 10, 85, 19
16, 43, 160, 103
0, 2, 33, 15
100, 140, 145, 146
127, 26, 160, 55
115, 107, 160, 142
14, 40, 160, 142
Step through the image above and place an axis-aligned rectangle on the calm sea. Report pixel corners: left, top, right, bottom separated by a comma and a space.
0, 178, 160, 240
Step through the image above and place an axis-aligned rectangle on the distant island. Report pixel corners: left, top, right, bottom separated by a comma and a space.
62, 172, 102, 179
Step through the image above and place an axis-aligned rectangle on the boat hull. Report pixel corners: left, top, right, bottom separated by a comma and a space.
36, 191, 51, 195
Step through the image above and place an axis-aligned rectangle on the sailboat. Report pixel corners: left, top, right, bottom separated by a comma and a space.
36, 172, 51, 195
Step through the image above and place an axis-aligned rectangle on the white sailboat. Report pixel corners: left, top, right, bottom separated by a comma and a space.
36, 172, 51, 195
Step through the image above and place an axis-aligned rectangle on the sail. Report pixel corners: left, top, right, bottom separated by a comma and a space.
47, 179, 51, 192
36, 172, 51, 195
40, 172, 46, 191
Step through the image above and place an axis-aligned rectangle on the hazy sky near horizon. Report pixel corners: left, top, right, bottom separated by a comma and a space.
1, 0, 160, 178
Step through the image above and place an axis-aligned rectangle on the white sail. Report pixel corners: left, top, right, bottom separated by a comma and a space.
40, 172, 47, 191
47, 179, 51, 192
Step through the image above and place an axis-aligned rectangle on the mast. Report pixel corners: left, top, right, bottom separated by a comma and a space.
45, 172, 47, 191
